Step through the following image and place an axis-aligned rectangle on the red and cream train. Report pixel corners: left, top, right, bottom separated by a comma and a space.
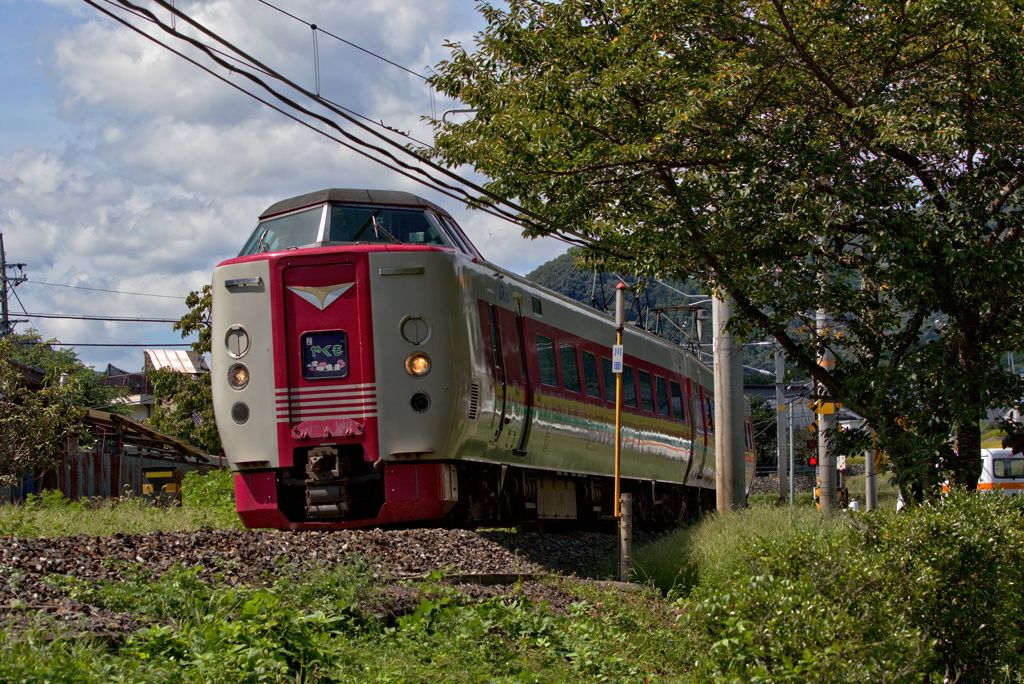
211, 189, 755, 529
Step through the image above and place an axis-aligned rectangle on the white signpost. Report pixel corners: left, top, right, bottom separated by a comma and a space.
611, 344, 624, 373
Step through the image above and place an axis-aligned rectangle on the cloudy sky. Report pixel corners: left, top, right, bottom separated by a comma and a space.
0, 0, 567, 372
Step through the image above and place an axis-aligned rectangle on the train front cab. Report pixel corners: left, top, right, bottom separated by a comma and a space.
213, 190, 477, 529
977, 448, 1024, 496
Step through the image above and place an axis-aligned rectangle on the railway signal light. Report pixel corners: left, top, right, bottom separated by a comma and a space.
807, 454, 818, 467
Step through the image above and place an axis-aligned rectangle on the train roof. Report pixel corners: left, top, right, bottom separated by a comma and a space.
260, 189, 449, 219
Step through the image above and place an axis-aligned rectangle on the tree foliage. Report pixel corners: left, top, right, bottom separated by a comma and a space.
430, 0, 1024, 495
146, 285, 221, 454
0, 334, 97, 486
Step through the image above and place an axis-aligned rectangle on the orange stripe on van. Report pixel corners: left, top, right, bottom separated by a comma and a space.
977, 482, 1024, 491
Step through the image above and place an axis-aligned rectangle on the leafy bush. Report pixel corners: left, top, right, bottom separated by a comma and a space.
182, 469, 237, 524
863, 492, 1024, 683
670, 494, 1024, 682
682, 525, 931, 682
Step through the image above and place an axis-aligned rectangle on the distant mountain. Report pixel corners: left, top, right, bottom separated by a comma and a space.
524, 249, 775, 384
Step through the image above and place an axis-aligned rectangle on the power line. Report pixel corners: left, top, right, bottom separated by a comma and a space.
23, 312, 181, 323
254, 0, 428, 81
21, 342, 193, 347
104, 0, 607, 254
84, 0, 546, 237
25, 279, 188, 300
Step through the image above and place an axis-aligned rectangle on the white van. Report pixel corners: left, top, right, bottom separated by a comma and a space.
977, 448, 1024, 495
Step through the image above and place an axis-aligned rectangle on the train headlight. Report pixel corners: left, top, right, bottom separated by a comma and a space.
225, 325, 250, 358
405, 352, 431, 377
228, 363, 250, 390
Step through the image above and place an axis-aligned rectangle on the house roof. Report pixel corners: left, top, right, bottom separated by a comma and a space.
144, 349, 209, 374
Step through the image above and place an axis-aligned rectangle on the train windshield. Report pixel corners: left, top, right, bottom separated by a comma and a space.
239, 207, 323, 255
326, 205, 449, 247
238, 203, 456, 256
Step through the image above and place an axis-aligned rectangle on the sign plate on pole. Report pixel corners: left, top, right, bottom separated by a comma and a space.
837, 454, 846, 472
612, 344, 624, 373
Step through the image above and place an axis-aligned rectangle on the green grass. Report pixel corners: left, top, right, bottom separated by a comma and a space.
3, 488, 1024, 681
0, 470, 241, 537
982, 425, 1006, 448
1, 565, 693, 683
633, 504, 851, 595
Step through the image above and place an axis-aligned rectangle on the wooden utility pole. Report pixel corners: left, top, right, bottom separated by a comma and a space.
713, 292, 745, 510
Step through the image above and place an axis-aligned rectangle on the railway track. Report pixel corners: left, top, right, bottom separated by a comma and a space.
0, 528, 633, 636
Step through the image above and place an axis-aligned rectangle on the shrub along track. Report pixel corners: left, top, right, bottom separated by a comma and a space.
0, 528, 628, 637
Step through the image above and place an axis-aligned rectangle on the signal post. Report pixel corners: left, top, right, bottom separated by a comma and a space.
612, 283, 631, 581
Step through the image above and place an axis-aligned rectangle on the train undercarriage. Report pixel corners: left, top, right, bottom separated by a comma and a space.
257, 446, 715, 530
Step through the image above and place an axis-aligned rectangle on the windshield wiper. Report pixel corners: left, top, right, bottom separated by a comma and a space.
255, 229, 270, 253
371, 215, 402, 244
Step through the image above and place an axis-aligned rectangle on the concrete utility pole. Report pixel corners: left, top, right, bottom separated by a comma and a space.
816, 307, 837, 510
775, 347, 788, 502
713, 292, 746, 510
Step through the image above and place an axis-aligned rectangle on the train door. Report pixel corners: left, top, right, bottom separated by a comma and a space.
689, 379, 710, 482
490, 303, 533, 455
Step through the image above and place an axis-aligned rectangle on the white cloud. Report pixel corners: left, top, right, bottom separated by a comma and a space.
2, 0, 566, 371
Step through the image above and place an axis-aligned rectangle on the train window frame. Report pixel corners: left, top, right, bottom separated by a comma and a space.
536, 335, 558, 387
602, 357, 615, 403
638, 369, 654, 412
436, 213, 482, 258
326, 204, 451, 247
559, 343, 581, 393
622, 366, 637, 408
693, 389, 706, 434
705, 394, 716, 434
656, 376, 671, 417
582, 351, 601, 399
239, 205, 325, 256
670, 380, 684, 423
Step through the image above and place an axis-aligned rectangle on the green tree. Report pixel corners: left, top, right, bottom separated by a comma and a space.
147, 285, 221, 454
0, 335, 91, 486
429, 0, 1024, 496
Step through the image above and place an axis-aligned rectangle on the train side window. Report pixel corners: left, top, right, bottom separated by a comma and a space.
664, 379, 680, 418
602, 358, 615, 403
582, 351, 601, 398
622, 366, 637, 408
705, 395, 715, 433
745, 423, 753, 449
536, 335, 558, 386
559, 343, 581, 393
638, 370, 654, 412
655, 376, 671, 413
